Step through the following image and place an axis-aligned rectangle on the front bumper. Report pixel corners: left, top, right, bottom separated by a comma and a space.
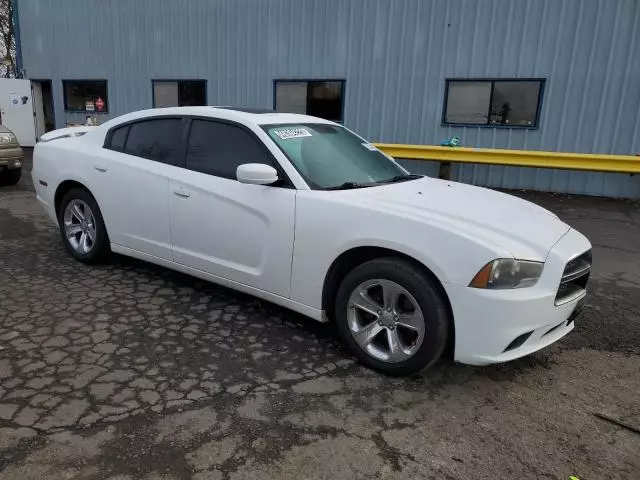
445, 228, 591, 365
0, 146, 24, 169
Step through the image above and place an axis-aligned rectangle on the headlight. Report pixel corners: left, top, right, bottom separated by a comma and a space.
470, 259, 543, 289
0, 133, 17, 144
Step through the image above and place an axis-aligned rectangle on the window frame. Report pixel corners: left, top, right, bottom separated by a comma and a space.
103, 115, 189, 167
103, 115, 294, 188
62, 79, 109, 113
107, 124, 130, 153
151, 79, 208, 108
272, 79, 346, 123
183, 117, 293, 187
441, 78, 546, 129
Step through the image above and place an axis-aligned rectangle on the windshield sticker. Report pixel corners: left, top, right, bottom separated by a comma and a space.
274, 128, 312, 140
362, 142, 378, 151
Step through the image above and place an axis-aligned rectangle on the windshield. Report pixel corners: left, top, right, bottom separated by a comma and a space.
263, 124, 412, 190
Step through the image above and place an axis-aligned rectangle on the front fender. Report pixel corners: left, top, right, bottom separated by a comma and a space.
290, 192, 509, 310
326, 237, 450, 284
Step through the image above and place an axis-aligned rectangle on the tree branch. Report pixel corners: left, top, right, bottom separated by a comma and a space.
0, 0, 16, 77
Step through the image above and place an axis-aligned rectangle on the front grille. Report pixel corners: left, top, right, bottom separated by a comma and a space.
555, 250, 591, 305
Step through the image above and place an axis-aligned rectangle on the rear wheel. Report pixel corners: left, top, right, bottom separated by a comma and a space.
0, 167, 21, 186
334, 257, 449, 376
57, 188, 110, 263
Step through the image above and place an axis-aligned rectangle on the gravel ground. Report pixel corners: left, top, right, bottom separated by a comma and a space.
0, 157, 638, 480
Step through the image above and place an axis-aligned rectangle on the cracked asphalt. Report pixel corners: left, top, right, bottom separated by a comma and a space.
1, 156, 639, 479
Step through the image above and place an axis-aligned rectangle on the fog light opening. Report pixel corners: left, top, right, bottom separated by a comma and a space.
503, 331, 533, 353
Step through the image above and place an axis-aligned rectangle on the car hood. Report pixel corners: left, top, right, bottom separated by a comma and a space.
354, 177, 570, 260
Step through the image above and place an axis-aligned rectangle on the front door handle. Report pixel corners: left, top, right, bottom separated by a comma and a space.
94, 165, 108, 173
173, 187, 190, 198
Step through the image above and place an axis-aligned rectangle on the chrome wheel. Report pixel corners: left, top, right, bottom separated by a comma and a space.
63, 199, 97, 254
347, 279, 425, 363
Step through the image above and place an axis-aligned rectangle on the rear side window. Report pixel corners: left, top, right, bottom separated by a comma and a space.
108, 125, 129, 152
186, 120, 275, 179
124, 119, 183, 165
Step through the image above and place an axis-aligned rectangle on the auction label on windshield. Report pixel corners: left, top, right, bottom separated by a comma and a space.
274, 128, 312, 140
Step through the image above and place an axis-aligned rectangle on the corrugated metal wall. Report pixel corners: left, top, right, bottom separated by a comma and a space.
17, 0, 640, 197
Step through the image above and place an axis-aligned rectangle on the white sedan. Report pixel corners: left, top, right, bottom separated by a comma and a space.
32, 107, 592, 376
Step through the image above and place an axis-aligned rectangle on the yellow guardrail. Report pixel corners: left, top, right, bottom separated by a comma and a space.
374, 144, 640, 174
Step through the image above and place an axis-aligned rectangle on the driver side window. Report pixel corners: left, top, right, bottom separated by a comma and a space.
185, 120, 276, 180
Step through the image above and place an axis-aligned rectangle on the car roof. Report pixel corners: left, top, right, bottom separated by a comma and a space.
100, 107, 336, 130
214, 107, 275, 114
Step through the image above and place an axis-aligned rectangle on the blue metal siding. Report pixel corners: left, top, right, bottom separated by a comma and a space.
16, 0, 640, 197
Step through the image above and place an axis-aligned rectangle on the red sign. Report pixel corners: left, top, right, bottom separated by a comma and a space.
95, 97, 105, 111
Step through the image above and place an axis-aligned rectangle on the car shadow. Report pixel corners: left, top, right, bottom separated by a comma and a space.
104, 253, 563, 383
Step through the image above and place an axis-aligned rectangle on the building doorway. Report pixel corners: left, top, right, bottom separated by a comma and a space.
32, 80, 56, 139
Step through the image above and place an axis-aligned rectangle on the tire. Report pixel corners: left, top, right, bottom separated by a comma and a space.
0, 167, 21, 186
57, 188, 110, 264
334, 257, 450, 376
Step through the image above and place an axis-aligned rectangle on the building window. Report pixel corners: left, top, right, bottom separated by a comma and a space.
63, 80, 108, 112
153, 80, 207, 107
274, 80, 344, 122
443, 79, 544, 128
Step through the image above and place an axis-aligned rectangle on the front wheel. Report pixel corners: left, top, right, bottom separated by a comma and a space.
57, 188, 110, 264
334, 257, 450, 376
0, 167, 21, 186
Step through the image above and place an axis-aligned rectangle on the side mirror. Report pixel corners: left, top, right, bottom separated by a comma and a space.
236, 163, 279, 185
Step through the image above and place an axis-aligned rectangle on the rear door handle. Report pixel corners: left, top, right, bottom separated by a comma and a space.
173, 187, 190, 198
94, 165, 108, 173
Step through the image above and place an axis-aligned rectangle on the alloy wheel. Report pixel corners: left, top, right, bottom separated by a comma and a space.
63, 199, 97, 254
347, 279, 426, 363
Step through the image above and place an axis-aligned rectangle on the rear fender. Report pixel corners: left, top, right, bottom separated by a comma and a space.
40, 126, 96, 142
